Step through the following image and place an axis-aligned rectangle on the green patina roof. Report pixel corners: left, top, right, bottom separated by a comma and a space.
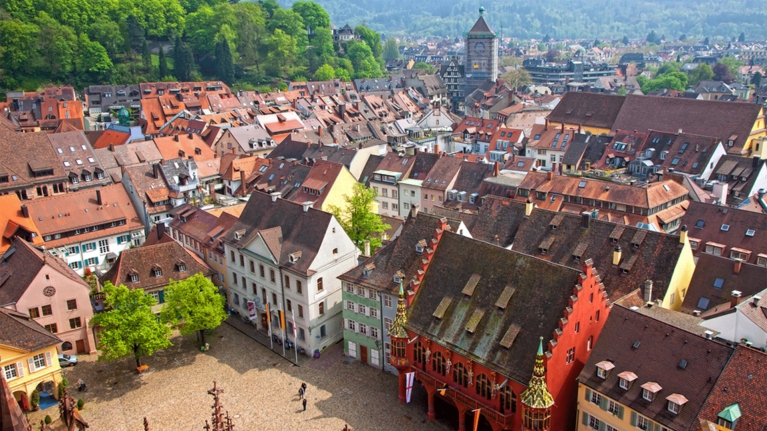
520, 337, 555, 409
718, 403, 742, 422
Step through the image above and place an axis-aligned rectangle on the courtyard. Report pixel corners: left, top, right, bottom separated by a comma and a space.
32, 323, 452, 431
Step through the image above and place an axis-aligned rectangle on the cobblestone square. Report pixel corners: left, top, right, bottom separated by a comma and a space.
38, 323, 450, 431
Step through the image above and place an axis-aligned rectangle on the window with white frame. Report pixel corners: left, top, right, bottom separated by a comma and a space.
370, 307, 378, 318
347, 319, 356, 331
346, 301, 355, 311
32, 353, 47, 371
371, 327, 379, 338
346, 283, 354, 293
642, 388, 654, 401
588, 415, 600, 430
358, 323, 367, 335
357, 286, 365, 296
636, 415, 650, 430
358, 304, 366, 315
384, 317, 392, 330
3, 363, 19, 380
99, 239, 109, 253
368, 289, 376, 299
384, 295, 392, 308
591, 391, 602, 405
667, 401, 680, 414
619, 378, 629, 390
608, 400, 620, 415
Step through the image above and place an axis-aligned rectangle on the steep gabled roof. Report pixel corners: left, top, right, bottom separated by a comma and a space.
547, 92, 627, 130
579, 305, 733, 431
222, 191, 334, 275
0, 307, 61, 353
407, 232, 582, 383
467, 16, 495, 36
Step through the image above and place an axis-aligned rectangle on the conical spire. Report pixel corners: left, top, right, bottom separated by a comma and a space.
389, 280, 409, 339
520, 337, 554, 409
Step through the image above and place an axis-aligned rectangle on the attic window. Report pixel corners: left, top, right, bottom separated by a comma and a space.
462, 274, 482, 297
667, 394, 688, 415
130, 274, 138, 282
641, 382, 662, 401
289, 251, 302, 263
578, 181, 587, 188
618, 371, 637, 390
415, 240, 426, 254
746, 229, 755, 237
362, 263, 375, 278
678, 359, 688, 370
697, 296, 711, 310
595, 361, 615, 380
721, 224, 730, 232
695, 220, 704, 228
154, 269, 162, 277
393, 271, 404, 284
465, 309, 485, 334
713, 278, 724, 289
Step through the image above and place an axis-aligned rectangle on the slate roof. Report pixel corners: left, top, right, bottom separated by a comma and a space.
222, 191, 334, 276
547, 92, 627, 130
407, 231, 583, 383
680, 201, 767, 265
442, 162, 492, 211
266, 135, 311, 161
697, 345, 767, 431
339, 213, 461, 294
302, 144, 358, 168
611, 94, 762, 154
123, 164, 173, 215
467, 16, 495, 36
100, 239, 212, 291
254, 161, 310, 199
93, 140, 163, 182
0, 308, 61, 352
288, 160, 346, 209
709, 155, 766, 200
0, 237, 87, 307
359, 155, 384, 186
679, 253, 767, 315
168, 203, 220, 246
47, 131, 108, 185
579, 305, 733, 431
407, 152, 441, 180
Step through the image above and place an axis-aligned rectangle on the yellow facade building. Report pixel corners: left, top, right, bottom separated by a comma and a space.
1, 308, 63, 411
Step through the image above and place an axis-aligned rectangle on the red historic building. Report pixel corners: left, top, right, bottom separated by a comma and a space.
389, 232, 611, 431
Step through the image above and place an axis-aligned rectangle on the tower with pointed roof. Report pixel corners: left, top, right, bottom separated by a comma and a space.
465, 6, 499, 90
389, 281, 411, 403
520, 337, 554, 431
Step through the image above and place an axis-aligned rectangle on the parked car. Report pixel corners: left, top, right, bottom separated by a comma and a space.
58, 354, 78, 367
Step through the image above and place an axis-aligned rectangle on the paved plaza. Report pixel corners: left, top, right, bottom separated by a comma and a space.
35, 323, 452, 431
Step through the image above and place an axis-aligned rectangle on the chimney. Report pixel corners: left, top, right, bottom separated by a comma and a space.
364, 240, 371, 257
208, 182, 216, 200
704, 330, 713, 339
434, 144, 440, 154
679, 224, 688, 244
174, 135, 179, 142
734, 259, 742, 275
731, 290, 742, 307
318, 126, 323, 138
409, 204, 419, 219
581, 211, 590, 229
153, 163, 161, 179
712, 182, 728, 206
525, 198, 533, 217
643, 280, 653, 303
612, 245, 622, 265
546, 170, 553, 181
493, 161, 499, 177
693, 310, 701, 317
108, 143, 114, 152
157, 222, 166, 240
96, 189, 102, 206
302, 201, 313, 213
753, 296, 762, 307
240, 169, 247, 197
21, 204, 29, 218
544, 119, 549, 131
270, 192, 281, 202
188, 132, 193, 139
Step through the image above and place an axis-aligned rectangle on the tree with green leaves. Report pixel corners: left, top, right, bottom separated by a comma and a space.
719, 57, 743, 79
646, 30, 660, 44
90, 282, 172, 368
501, 68, 532, 88
738, 32, 746, 42
703, 37, 710, 46
142, 40, 152, 73
712, 63, 734, 83
687, 63, 714, 86
268, 9, 308, 52
173, 36, 195, 81
158, 47, 168, 79
355, 25, 383, 64
74, 34, 113, 83
751, 72, 762, 88
412, 62, 435, 74
215, 37, 235, 84
542, 33, 551, 42
679, 34, 687, 41
125, 15, 145, 54
347, 41, 381, 78
160, 273, 227, 348
622, 35, 629, 45
291, 1, 331, 34
314, 63, 335, 80
264, 28, 298, 78
329, 183, 390, 252
383, 38, 399, 61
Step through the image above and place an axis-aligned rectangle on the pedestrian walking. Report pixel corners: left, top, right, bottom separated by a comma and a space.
298, 387, 304, 399
301, 382, 307, 395
302, 398, 307, 412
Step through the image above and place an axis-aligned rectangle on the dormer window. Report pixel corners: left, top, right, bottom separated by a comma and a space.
393, 271, 404, 284
617, 371, 637, 390
289, 251, 302, 263
641, 382, 662, 402
666, 394, 688, 415
177, 263, 186, 272
595, 361, 615, 380
415, 239, 426, 254
717, 403, 742, 429
155, 269, 162, 277
130, 274, 138, 282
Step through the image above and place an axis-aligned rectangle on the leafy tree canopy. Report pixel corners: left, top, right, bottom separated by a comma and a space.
160, 273, 227, 348
329, 183, 390, 252
90, 282, 172, 368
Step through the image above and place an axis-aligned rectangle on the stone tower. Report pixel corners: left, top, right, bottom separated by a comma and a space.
465, 6, 498, 89
520, 337, 555, 431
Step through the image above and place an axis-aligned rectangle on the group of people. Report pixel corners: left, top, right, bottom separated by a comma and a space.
298, 382, 307, 411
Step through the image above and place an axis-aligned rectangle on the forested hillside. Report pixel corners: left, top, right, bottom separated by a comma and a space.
0, 0, 384, 92
283, 0, 767, 40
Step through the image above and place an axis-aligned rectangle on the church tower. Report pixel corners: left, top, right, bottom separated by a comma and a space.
520, 337, 555, 431
465, 6, 498, 89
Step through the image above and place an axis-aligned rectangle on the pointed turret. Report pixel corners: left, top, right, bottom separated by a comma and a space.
389, 281, 409, 339
520, 337, 554, 431
468, 6, 495, 37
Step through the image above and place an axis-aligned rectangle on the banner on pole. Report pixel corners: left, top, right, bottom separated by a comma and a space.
292, 310, 297, 338
265, 303, 271, 325
279, 309, 286, 331
405, 372, 415, 403
472, 409, 481, 431
247, 301, 257, 320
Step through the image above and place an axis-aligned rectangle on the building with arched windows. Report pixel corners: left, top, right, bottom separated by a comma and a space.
465, 7, 499, 93
388, 230, 611, 431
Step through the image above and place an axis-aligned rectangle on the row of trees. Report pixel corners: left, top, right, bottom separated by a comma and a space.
0, 0, 387, 92
635, 57, 750, 93
91, 273, 227, 368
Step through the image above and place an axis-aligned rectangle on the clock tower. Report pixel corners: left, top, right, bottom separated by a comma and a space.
465, 6, 498, 90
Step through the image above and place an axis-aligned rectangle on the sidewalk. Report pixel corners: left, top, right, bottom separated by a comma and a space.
224, 315, 311, 366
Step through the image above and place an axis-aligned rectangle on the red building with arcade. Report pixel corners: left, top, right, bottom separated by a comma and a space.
388, 231, 611, 431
